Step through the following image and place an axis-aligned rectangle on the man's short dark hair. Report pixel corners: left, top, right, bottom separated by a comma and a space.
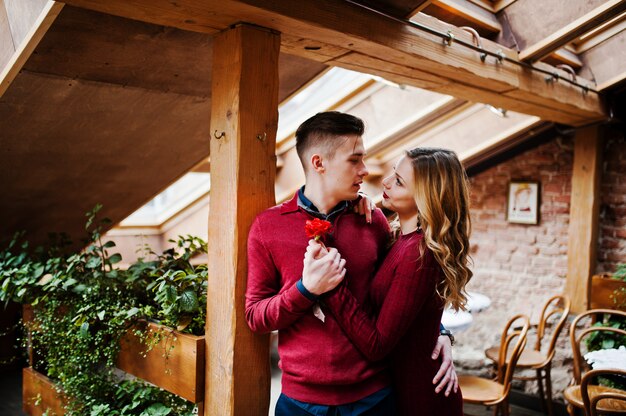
295, 111, 365, 168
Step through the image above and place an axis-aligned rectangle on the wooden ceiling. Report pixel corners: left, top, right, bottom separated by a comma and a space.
0, 5, 326, 248
1, 0, 624, 247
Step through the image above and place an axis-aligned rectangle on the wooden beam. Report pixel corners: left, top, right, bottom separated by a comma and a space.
205, 24, 279, 415
0, 0, 62, 98
60, 0, 607, 125
597, 70, 626, 91
572, 12, 626, 54
545, 48, 583, 70
519, 0, 626, 62
565, 125, 603, 313
407, 1, 433, 16
492, 0, 518, 12
430, 0, 502, 33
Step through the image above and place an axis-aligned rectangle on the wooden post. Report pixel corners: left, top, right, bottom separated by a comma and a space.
565, 125, 603, 313
205, 24, 279, 415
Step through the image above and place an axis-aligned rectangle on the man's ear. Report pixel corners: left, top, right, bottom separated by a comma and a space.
310, 154, 325, 173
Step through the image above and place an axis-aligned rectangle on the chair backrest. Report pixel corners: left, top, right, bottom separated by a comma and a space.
535, 295, 571, 358
569, 309, 626, 384
581, 368, 626, 416
495, 314, 530, 396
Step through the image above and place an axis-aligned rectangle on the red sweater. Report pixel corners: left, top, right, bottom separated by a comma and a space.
245, 194, 391, 405
323, 231, 463, 415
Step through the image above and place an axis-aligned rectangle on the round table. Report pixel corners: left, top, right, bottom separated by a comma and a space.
584, 345, 626, 371
441, 291, 491, 334
441, 309, 473, 334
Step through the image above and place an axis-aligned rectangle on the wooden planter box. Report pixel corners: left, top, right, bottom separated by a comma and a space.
22, 367, 66, 416
117, 321, 205, 403
590, 274, 626, 311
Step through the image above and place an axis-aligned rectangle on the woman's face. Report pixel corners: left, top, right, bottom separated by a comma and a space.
381, 155, 419, 216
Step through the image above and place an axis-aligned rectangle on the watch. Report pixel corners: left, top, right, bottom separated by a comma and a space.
440, 329, 455, 346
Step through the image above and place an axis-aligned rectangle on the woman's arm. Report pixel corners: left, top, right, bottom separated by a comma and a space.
323, 247, 438, 361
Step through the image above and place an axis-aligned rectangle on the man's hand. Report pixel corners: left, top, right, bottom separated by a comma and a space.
431, 335, 458, 396
354, 192, 376, 224
302, 241, 346, 295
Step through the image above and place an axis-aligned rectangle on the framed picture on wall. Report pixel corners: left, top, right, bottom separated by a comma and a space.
507, 181, 540, 224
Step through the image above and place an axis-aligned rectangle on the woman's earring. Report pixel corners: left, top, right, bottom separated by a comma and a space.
417, 214, 422, 231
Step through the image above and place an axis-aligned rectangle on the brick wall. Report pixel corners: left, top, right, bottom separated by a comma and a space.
456, 127, 626, 400
467, 135, 573, 317
457, 133, 575, 397
597, 127, 626, 273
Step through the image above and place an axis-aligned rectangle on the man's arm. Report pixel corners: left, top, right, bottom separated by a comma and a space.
245, 217, 315, 333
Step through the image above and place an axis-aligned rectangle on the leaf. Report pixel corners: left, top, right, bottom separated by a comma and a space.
72, 284, 87, 294
62, 278, 78, 290
179, 290, 198, 313
103, 241, 116, 248
79, 322, 90, 339
141, 403, 172, 416
33, 264, 45, 278
164, 285, 177, 303
86, 256, 102, 269
126, 307, 140, 318
97, 311, 106, 320
176, 315, 192, 332
108, 254, 122, 264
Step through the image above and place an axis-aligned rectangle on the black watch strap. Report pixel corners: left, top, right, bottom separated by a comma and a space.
440, 329, 455, 346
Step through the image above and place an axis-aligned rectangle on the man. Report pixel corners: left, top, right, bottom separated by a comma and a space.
246, 112, 456, 415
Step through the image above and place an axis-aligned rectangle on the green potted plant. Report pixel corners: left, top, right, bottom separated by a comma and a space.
117, 235, 207, 403
1, 206, 202, 415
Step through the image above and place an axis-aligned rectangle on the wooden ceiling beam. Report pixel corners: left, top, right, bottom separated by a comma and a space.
544, 48, 583, 70
519, 0, 626, 62
430, 0, 502, 33
61, 0, 607, 125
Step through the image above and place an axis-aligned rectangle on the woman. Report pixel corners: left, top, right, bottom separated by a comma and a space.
306, 147, 472, 415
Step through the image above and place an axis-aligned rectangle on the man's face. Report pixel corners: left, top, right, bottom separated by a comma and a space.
322, 135, 369, 201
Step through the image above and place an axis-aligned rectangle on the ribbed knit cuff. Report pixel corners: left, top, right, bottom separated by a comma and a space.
296, 278, 319, 301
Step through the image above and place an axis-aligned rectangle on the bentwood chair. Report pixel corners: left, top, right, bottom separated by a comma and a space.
581, 368, 626, 415
459, 314, 530, 416
563, 309, 626, 416
485, 295, 571, 416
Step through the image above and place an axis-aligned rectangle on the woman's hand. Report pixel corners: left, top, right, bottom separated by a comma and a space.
302, 241, 346, 295
431, 335, 459, 396
353, 191, 376, 224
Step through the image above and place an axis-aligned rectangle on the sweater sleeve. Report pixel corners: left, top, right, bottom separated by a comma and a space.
323, 246, 439, 361
245, 216, 315, 334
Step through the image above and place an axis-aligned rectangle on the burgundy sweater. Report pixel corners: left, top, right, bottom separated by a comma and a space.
324, 231, 463, 415
245, 194, 391, 405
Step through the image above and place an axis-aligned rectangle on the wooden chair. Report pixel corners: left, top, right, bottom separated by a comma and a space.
581, 368, 626, 416
459, 314, 530, 416
485, 294, 571, 416
563, 309, 626, 416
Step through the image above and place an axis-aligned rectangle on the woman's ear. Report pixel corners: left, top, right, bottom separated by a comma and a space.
311, 154, 325, 173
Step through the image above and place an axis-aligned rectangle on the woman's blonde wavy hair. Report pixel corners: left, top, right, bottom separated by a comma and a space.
406, 147, 472, 311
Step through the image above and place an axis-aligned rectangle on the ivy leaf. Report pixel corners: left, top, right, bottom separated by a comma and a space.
164, 285, 177, 303
141, 404, 172, 416
79, 322, 90, 339
108, 254, 122, 264
62, 278, 78, 290
126, 307, 140, 318
86, 256, 102, 269
72, 284, 87, 294
179, 290, 198, 313
33, 264, 45, 278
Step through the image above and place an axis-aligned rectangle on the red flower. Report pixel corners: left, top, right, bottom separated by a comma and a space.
305, 218, 333, 242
